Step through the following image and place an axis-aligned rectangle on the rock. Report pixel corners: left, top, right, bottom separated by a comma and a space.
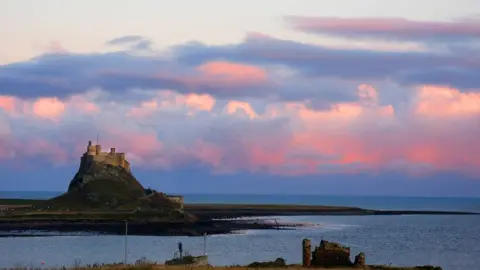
45, 160, 182, 214
68, 160, 145, 195
48, 161, 146, 209
311, 240, 353, 267
354, 252, 366, 268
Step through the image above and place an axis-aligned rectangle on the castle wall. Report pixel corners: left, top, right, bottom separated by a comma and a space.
82, 142, 131, 171
91, 153, 130, 171
166, 195, 184, 209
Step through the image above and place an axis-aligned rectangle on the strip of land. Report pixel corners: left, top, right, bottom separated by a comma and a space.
184, 203, 478, 219
0, 198, 477, 237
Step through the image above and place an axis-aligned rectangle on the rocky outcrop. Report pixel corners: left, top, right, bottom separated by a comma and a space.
68, 160, 144, 194
46, 161, 181, 213
46, 162, 146, 209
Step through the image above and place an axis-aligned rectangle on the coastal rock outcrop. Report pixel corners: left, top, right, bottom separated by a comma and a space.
45, 141, 182, 212
49, 161, 146, 209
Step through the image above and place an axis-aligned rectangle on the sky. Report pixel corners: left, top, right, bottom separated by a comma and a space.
0, 0, 479, 196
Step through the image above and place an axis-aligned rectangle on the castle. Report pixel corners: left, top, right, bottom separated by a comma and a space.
81, 141, 131, 171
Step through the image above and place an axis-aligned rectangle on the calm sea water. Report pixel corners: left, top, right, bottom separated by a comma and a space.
0, 192, 479, 270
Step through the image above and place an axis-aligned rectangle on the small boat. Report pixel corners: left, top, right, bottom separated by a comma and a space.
165, 241, 209, 266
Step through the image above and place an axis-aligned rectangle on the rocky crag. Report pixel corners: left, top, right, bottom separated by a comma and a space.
43, 142, 182, 213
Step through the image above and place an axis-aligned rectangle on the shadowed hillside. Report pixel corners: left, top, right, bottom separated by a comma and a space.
41, 160, 181, 213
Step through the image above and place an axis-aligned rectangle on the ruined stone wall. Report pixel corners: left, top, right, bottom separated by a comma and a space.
302, 239, 311, 267
302, 239, 355, 268
166, 195, 184, 209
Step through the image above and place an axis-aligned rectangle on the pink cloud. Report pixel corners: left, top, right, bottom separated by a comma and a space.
0, 136, 69, 166
181, 93, 216, 112
197, 61, 267, 82
414, 85, 480, 117
31, 97, 66, 120
0, 96, 15, 113
196, 85, 477, 176
286, 16, 480, 42
0, 84, 478, 177
225, 100, 258, 119
68, 95, 100, 114
128, 99, 158, 118
127, 91, 216, 119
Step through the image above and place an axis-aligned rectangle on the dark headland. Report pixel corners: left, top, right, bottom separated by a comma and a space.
0, 141, 477, 237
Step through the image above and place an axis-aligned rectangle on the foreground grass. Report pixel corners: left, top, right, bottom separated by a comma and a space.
1, 263, 443, 270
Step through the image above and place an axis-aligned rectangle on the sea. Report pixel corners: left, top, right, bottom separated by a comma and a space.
0, 191, 479, 270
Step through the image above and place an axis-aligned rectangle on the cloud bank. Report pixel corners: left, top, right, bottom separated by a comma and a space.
0, 16, 479, 180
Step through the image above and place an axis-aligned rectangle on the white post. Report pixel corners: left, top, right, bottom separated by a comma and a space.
124, 220, 128, 265
203, 233, 207, 255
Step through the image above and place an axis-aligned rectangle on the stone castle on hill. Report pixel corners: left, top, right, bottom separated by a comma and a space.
81, 141, 131, 172
78, 140, 185, 209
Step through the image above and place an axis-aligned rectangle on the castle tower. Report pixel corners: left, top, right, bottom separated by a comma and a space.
302, 238, 312, 267
110, 148, 116, 155
119, 153, 125, 168
87, 141, 96, 155
95, 144, 101, 155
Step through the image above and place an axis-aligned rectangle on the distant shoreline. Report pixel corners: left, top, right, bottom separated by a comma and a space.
0, 198, 478, 237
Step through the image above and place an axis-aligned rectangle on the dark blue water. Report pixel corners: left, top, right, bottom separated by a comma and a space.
0, 191, 479, 270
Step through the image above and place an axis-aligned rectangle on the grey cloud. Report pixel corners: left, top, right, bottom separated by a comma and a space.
285, 16, 480, 43
2, 34, 479, 106
0, 47, 360, 105
132, 40, 153, 51
106, 35, 153, 52
106, 35, 146, 46
172, 35, 480, 90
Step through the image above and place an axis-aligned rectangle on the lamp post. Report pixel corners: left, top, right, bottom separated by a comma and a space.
203, 233, 207, 256
124, 220, 128, 265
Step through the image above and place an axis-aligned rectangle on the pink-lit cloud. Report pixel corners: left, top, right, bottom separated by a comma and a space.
225, 101, 259, 119
0, 81, 478, 177
0, 96, 15, 113
197, 61, 267, 83
415, 85, 480, 117
31, 97, 66, 120
127, 91, 216, 119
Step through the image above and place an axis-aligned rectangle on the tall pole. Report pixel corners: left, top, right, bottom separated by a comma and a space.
124, 220, 128, 265
203, 233, 207, 255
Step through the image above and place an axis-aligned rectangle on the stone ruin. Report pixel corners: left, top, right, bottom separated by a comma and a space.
302, 239, 366, 268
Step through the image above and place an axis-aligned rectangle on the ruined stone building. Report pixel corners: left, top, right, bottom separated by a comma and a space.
302, 239, 366, 268
81, 141, 131, 172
